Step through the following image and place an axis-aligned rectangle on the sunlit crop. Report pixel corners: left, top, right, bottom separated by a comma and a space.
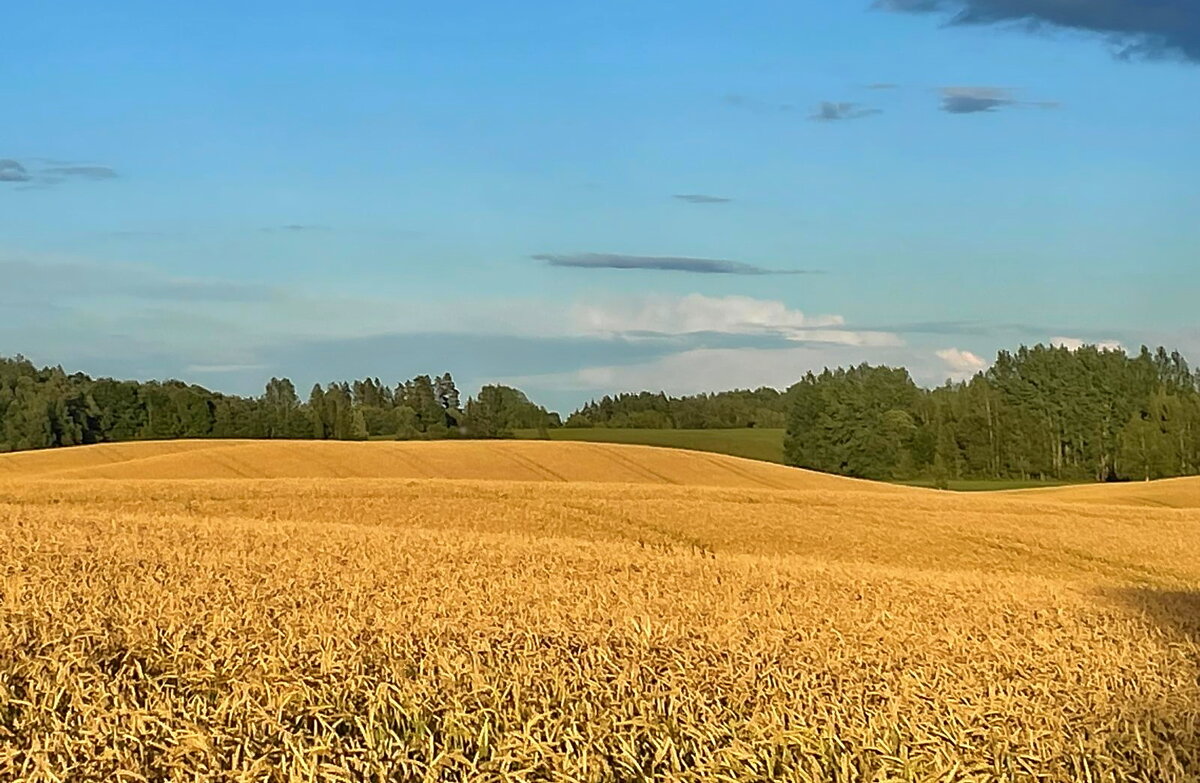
2, 441, 1198, 781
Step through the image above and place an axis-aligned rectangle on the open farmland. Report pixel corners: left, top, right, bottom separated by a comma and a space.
511, 429, 1078, 492
512, 427, 790, 465
2, 441, 1200, 781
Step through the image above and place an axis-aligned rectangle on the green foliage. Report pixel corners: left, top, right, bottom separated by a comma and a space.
784, 364, 921, 480
392, 405, 420, 440
0, 356, 528, 453
784, 344, 1200, 483
4, 343, 1199, 489
350, 408, 369, 442
567, 388, 787, 430
465, 385, 556, 438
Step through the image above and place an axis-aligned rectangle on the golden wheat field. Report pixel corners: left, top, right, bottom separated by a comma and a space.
2, 440, 1200, 781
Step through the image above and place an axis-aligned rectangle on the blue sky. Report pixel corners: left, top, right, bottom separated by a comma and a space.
2, 1, 1197, 412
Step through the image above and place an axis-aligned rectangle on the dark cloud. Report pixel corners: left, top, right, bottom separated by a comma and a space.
0, 159, 32, 183
44, 165, 118, 180
534, 253, 820, 276
877, 0, 1200, 62
938, 86, 1057, 113
810, 101, 882, 121
673, 194, 732, 204
941, 87, 1016, 113
943, 95, 1009, 113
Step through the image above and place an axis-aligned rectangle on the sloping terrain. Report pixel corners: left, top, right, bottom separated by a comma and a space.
3, 440, 1200, 780
0, 438, 902, 492
1018, 474, 1200, 509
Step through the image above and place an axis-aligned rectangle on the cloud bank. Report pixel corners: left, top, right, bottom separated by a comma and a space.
535, 253, 819, 276
572, 294, 903, 346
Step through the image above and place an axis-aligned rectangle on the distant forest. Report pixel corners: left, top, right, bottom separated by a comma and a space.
0, 357, 558, 451
3, 343, 1198, 484
572, 345, 1200, 484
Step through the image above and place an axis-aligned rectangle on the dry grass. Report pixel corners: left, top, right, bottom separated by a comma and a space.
2, 441, 1199, 781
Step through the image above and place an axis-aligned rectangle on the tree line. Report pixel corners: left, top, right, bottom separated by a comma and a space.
0, 356, 558, 452
784, 345, 1199, 484
556, 344, 1200, 484
565, 388, 789, 429
4, 343, 1198, 484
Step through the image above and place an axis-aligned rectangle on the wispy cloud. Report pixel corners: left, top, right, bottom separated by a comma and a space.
673, 194, 732, 204
938, 86, 1056, 113
535, 252, 820, 276
810, 101, 882, 121
878, 0, 1200, 62
722, 93, 798, 113
0, 159, 32, 183
261, 224, 328, 232
0, 257, 275, 305
43, 165, 118, 180
941, 86, 1016, 113
1, 158, 119, 188
865, 82, 901, 90
137, 279, 275, 303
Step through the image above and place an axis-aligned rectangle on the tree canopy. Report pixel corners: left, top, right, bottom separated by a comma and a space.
3, 343, 1198, 485
783, 345, 1199, 484
0, 359, 552, 451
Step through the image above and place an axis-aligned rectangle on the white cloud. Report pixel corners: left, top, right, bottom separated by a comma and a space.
573, 293, 839, 333
570, 294, 901, 346
5, 250, 911, 399
6, 250, 892, 349
505, 344, 911, 397
936, 347, 986, 375
1051, 336, 1124, 353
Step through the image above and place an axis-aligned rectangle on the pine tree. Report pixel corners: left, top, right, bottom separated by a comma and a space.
308, 385, 328, 439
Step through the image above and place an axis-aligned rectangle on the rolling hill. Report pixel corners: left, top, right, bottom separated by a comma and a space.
1018, 474, 1200, 509
513, 426, 788, 463
3, 439, 1199, 779
0, 438, 900, 492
